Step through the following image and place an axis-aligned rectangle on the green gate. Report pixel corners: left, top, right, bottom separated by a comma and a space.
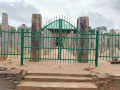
22, 17, 97, 66
0, 17, 120, 67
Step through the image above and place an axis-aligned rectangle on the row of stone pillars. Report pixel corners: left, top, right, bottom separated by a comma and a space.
31, 14, 89, 61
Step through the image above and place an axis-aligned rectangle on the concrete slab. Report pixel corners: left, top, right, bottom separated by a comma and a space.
17, 81, 97, 90
24, 76, 93, 82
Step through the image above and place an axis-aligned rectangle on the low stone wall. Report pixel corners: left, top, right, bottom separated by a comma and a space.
0, 67, 25, 89
93, 73, 120, 90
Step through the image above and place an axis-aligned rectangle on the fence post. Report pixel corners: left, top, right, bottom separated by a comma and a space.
21, 28, 24, 66
95, 31, 99, 67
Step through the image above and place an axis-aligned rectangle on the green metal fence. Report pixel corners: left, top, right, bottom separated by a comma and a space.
98, 33, 120, 61
0, 19, 120, 67
0, 30, 21, 58
22, 18, 97, 66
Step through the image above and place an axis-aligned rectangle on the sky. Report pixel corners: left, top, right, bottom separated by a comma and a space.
0, 0, 119, 29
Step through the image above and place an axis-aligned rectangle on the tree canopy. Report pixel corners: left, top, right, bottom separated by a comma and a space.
97, 26, 107, 32
11, 26, 16, 32
26, 28, 30, 32
89, 26, 95, 34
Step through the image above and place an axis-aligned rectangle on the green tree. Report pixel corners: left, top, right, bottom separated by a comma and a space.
97, 26, 108, 33
11, 26, 16, 32
26, 28, 29, 32
89, 26, 95, 34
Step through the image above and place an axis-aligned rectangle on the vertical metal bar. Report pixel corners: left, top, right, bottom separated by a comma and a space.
102, 34, 105, 60
106, 34, 108, 60
1, 31, 2, 58
53, 17, 55, 62
62, 15, 63, 63
68, 19, 70, 63
45, 21, 47, 62
63, 16, 65, 63
115, 33, 116, 58
25, 31, 27, 61
73, 22, 75, 62
50, 18, 52, 62
58, 18, 62, 63
88, 32, 89, 63
90, 33, 92, 63
27, 30, 30, 58
17, 31, 19, 58
4, 30, 5, 58
108, 34, 111, 61
55, 16, 57, 62
29, 30, 31, 61
35, 29, 36, 62
14, 31, 15, 58
117, 33, 120, 56
46, 21, 48, 62
11, 31, 12, 58
112, 33, 113, 60
95, 31, 99, 67
65, 17, 68, 63
58, 18, 60, 60
21, 28, 24, 66
70, 20, 72, 63
7, 31, 9, 58
38, 30, 39, 62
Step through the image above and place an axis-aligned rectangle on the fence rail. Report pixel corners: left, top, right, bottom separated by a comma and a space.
0, 29, 120, 67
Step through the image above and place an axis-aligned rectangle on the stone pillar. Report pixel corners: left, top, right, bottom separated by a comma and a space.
31, 14, 42, 61
77, 17, 89, 62
109, 29, 116, 56
0, 13, 9, 60
98, 30, 104, 53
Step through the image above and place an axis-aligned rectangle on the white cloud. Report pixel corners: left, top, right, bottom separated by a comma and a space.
0, 0, 119, 29
0, 0, 21, 3
0, 0, 39, 27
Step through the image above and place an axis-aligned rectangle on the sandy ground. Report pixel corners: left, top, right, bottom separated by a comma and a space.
0, 49, 120, 76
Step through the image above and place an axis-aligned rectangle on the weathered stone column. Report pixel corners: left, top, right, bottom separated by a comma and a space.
77, 17, 89, 62
31, 14, 42, 61
0, 13, 9, 60
109, 29, 116, 57
98, 30, 104, 53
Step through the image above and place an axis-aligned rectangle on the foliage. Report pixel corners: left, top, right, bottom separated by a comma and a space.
17, 26, 30, 32
17, 26, 21, 31
89, 26, 95, 34
26, 28, 29, 32
11, 26, 16, 32
97, 26, 108, 32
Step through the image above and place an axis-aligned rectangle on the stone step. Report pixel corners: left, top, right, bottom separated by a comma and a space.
5, 77, 12, 80
17, 81, 98, 90
27, 71, 91, 77
24, 76, 93, 82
